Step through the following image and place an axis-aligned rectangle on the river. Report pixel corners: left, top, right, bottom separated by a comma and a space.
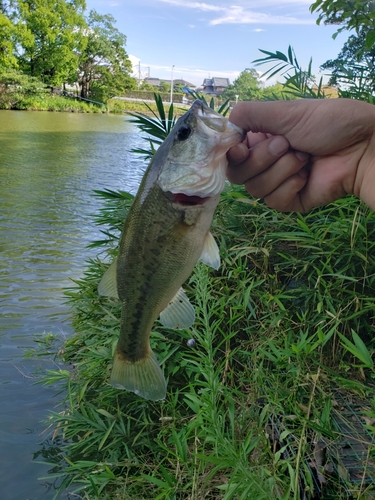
0, 111, 145, 500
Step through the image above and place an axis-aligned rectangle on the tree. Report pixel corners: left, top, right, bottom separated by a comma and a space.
221, 68, 262, 101
140, 81, 154, 90
158, 80, 170, 92
0, 1, 33, 69
16, 0, 87, 86
77, 10, 136, 101
0, 68, 47, 108
260, 82, 290, 100
311, 0, 375, 50
173, 82, 184, 93
321, 26, 375, 99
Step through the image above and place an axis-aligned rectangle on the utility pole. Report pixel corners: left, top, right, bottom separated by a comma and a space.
170, 64, 175, 104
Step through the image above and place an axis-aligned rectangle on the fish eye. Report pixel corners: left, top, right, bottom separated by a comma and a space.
176, 125, 191, 141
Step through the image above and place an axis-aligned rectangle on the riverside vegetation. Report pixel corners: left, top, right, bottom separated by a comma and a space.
30, 71, 375, 498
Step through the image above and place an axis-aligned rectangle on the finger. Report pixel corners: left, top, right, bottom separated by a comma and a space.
227, 132, 271, 167
244, 151, 309, 199
229, 99, 371, 155
227, 142, 249, 167
263, 170, 310, 212
227, 135, 290, 184
247, 131, 269, 148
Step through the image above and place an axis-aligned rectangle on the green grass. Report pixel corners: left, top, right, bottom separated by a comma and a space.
0, 93, 190, 114
30, 96, 375, 499
32, 186, 375, 500
107, 97, 190, 116
4, 94, 104, 112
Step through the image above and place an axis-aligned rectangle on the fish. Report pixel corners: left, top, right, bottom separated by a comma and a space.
98, 99, 244, 401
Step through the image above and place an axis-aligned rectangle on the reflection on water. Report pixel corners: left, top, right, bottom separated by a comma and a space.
0, 111, 145, 499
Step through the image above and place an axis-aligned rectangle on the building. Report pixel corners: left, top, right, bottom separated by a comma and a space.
201, 77, 230, 97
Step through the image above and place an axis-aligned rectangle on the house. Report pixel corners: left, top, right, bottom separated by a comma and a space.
201, 77, 230, 97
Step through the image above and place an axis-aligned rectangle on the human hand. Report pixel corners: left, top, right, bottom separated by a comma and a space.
227, 99, 375, 212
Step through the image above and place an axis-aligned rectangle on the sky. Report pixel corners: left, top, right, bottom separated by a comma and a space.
85, 0, 349, 88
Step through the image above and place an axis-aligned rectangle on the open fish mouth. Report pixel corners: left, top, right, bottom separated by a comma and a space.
172, 193, 210, 206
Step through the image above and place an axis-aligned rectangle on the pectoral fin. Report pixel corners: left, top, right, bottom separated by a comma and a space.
98, 258, 119, 299
199, 231, 220, 270
159, 287, 195, 329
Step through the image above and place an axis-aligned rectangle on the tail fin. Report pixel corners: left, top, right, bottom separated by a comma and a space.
110, 348, 167, 401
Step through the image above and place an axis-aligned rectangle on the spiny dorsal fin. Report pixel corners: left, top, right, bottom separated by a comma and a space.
159, 287, 195, 329
98, 258, 119, 299
199, 231, 220, 270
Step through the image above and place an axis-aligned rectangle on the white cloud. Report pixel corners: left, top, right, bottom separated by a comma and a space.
158, 0, 315, 25
211, 8, 314, 25
159, 0, 224, 12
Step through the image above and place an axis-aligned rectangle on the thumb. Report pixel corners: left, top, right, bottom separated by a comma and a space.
228, 100, 305, 137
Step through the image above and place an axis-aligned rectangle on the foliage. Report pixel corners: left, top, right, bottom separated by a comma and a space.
31, 94, 375, 499
139, 81, 154, 91
221, 68, 262, 101
0, 1, 136, 101
77, 10, 136, 101
253, 46, 329, 99
126, 93, 178, 159
12, 94, 103, 112
0, 68, 48, 108
159, 81, 170, 92
15, 0, 87, 86
260, 82, 289, 101
0, 0, 35, 69
35, 188, 375, 500
321, 25, 375, 101
310, 0, 375, 49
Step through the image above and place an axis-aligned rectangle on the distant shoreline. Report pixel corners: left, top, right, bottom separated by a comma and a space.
0, 95, 191, 116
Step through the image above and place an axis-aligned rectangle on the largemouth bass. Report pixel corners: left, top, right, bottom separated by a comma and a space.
98, 100, 244, 401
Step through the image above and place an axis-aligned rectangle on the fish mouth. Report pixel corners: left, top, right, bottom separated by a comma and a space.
172, 193, 210, 206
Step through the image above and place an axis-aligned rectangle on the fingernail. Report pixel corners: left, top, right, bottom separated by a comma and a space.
295, 150, 309, 162
268, 136, 289, 156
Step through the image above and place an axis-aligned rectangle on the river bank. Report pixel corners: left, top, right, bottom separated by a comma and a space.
2, 93, 191, 115
30, 104, 375, 499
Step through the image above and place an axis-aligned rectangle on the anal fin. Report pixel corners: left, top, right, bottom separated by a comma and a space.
159, 287, 195, 329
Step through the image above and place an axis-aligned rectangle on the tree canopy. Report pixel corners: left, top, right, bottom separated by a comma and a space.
221, 68, 262, 101
0, 0, 136, 101
321, 26, 375, 99
311, 0, 375, 49
78, 10, 136, 100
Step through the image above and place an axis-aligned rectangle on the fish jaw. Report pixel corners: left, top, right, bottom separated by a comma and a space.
157, 100, 244, 199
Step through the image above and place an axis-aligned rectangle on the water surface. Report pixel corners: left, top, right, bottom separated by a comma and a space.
0, 111, 145, 499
